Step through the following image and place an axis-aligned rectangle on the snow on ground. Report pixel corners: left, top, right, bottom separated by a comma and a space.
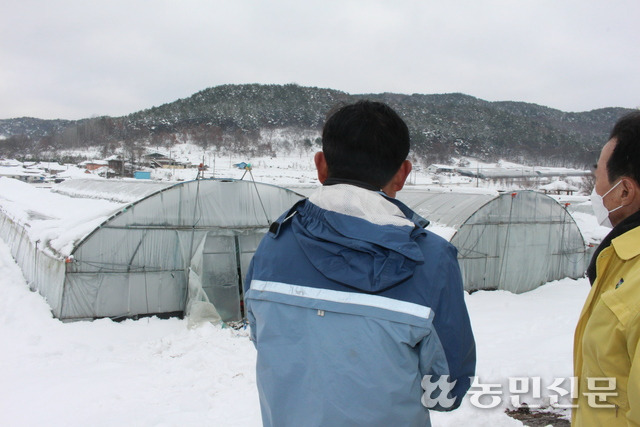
0, 153, 601, 425
149, 153, 320, 187
0, 239, 261, 426
15, 143, 593, 200
0, 234, 591, 426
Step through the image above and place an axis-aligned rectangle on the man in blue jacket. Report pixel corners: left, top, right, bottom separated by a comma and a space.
244, 100, 476, 426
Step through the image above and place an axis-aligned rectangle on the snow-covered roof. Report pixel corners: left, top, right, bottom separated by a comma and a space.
55, 166, 104, 179
79, 160, 109, 166
0, 177, 125, 257
93, 166, 119, 176
539, 180, 579, 191
0, 166, 46, 177
29, 162, 65, 170
0, 158, 22, 167
53, 178, 174, 203
427, 164, 456, 170
457, 166, 541, 178
456, 163, 590, 179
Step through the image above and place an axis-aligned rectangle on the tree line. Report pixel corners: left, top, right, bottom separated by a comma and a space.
0, 84, 634, 166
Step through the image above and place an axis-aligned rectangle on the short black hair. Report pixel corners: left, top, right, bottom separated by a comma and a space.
608, 111, 640, 185
321, 100, 410, 188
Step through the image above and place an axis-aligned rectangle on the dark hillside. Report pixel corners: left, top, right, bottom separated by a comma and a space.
0, 84, 633, 165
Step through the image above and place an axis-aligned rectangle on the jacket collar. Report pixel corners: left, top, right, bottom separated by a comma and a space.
267, 185, 430, 238
612, 224, 640, 261
380, 193, 430, 229
321, 179, 429, 228
322, 177, 380, 192
587, 209, 640, 284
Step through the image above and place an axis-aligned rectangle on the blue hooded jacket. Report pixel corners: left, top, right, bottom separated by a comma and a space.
244, 185, 476, 426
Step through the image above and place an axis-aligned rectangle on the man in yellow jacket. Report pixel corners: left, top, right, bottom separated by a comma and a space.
574, 111, 640, 425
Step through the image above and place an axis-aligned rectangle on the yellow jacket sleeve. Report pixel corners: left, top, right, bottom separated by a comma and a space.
627, 312, 640, 425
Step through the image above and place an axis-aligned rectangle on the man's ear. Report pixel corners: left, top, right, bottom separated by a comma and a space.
382, 160, 412, 198
620, 177, 640, 208
314, 151, 329, 184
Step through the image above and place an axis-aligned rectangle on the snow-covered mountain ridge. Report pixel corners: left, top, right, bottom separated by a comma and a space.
1, 83, 634, 166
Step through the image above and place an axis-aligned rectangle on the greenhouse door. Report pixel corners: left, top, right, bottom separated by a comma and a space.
199, 232, 265, 322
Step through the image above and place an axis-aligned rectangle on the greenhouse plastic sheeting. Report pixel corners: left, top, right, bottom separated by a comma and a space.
398, 189, 497, 229
2, 178, 305, 320
0, 212, 66, 316
186, 235, 222, 328
53, 178, 174, 203
399, 190, 588, 294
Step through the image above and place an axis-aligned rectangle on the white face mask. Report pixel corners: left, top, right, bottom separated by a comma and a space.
591, 180, 624, 228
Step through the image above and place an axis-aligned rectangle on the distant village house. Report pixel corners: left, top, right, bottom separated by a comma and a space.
143, 152, 190, 169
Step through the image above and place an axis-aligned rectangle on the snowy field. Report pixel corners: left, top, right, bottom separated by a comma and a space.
0, 235, 591, 426
0, 154, 600, 426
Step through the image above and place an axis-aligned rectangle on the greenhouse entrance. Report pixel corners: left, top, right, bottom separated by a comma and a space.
199, 231, 265, 322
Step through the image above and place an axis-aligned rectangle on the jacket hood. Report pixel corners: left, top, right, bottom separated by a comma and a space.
289, 186, 426, 293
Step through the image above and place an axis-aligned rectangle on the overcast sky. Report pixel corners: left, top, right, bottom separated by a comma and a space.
1, 0, 638, 120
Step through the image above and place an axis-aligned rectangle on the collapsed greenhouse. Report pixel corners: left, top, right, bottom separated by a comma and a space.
0, 177, 590, 321
0, 177, 304, 321
397, 189, 589, 293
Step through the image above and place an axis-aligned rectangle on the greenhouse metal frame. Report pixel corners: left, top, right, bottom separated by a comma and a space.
398, 189, 588, 293
0, 178, 304, 321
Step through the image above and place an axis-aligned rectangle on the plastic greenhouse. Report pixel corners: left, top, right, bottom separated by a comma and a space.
0, 177, 304, 321
397, 189, 588, 293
